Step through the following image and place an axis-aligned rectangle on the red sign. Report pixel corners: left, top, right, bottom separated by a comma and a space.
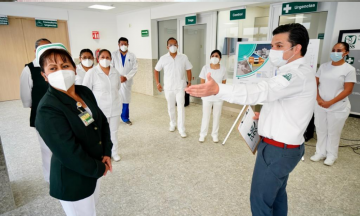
92, 31, 100, 39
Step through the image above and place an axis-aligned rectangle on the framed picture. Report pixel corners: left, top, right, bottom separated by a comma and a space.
338, 29, 360, 115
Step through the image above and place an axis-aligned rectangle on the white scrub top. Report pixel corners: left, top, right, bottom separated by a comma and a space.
316, 61, 357, 112
155, 52, 193, 91
216, 57, 316, 145
199, 64, 226, 102
82, 64, 122, 118
75, 64, 87, 85
20, 59, 38, 108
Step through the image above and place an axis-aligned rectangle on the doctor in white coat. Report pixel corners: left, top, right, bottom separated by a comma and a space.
111, 37, 138, 125
83, 49, 122, 162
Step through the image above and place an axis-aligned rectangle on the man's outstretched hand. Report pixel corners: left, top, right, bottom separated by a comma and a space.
185, 73, 219, 97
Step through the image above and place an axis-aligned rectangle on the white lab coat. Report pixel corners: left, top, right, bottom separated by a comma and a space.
20, 59, 38, 108
75, 64, 87, 85
111, 50, 138, 103
82, 65, 122, 117
217, 57, 317, 145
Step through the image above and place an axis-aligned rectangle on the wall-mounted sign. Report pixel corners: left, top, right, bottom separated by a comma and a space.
282, 2, 318, 15
0, 15, 8, 25
185, 15, 197, 25
230, 9, 246, 20
92, 31, 100, 39
318, 33, 324, 40
141, 30, 149, 37
35, 19, 57, 28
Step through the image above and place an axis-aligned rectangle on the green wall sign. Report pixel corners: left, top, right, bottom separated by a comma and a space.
230, 9, 246, 20
36, 19, 57, 28
282, 2, 318, 15
141, 30, 149, 37
318, 33, 324, 40
0, 15, 8, 25
185, 15, 197, 25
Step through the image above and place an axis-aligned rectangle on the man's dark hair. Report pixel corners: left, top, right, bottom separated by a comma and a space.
35, 38, 51, 49
167, 37, 178, 46
39, 49, 75, 72
79, 49, 94, 57
98, 49, 112, 58
273, 23, 309, 56
210, 50, 222, 59
118, 37, 129, 44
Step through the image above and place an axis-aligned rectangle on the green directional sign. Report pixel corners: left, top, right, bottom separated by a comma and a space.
230, 9, 246, 20
36, 19, 57, 28
282, 2, 318, 15
0, 15, 8, 25
185, 15, 197, 25
141, 30, 149, 37
318, 33, 324, 40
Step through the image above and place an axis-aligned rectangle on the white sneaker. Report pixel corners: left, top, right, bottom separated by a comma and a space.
199, 136, 205, 143
324, 157, 336, 166
310, 154, 326, 162
112, 154, 121, 162
212, 136, 219, 143
180, 132, 187, 138
169, 125, 176, 132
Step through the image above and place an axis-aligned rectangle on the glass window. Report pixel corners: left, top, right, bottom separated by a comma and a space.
217, 5, 270, 84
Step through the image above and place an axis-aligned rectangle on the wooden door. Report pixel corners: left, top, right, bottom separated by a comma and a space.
0, 17, 29, 101
21, 18, 71, 61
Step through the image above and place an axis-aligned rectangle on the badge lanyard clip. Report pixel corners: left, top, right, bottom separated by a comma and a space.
76, 102, 84, 113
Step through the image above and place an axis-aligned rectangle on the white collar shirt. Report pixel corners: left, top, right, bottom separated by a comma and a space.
217, 57, 316, 144
155, 52, 193, 91
75, 64, 87, 85
82, 64, 122, 117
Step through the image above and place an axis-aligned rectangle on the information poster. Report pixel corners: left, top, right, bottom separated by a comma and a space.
233, 40, 320, 84
237, 106, 260, 154
339, 31, 360, 115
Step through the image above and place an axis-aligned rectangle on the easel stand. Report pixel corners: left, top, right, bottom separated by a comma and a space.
222, 105, 247, 145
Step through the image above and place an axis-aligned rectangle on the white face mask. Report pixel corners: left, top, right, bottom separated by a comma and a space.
81, 59, 93, 68
120, 45, 128, 52
169, 46, 177, 53
99, 59, 111, 68
47, 70, 75, 91
210, 57, 220, 65
269, 47, 295, 67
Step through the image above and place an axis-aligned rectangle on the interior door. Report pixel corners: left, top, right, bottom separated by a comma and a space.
0, 17, 29, 101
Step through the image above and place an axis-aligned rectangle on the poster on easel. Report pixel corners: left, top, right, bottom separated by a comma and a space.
233, 40, 320, 85
237, 106, 261, 154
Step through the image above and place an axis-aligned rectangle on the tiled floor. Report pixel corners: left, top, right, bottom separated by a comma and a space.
0, 92, 359, 216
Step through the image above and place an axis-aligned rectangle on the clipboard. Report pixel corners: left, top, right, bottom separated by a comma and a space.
237, 105, 261, 154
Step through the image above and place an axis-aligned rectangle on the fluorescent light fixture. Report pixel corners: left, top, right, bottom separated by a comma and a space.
88, 5, 115, 10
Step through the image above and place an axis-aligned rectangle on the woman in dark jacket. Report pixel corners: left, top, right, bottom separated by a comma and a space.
35, 43, 113, 216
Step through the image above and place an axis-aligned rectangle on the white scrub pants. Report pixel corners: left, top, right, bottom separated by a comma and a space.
314, 105, 350, 159
60, 179, 101, 216
200, 100, 223, 138
35, 129, 52, 183
107, 116, 120, 156
164, 89, 185, 133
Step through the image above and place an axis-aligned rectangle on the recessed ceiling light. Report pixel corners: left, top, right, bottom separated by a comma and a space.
88, 5, 115, 10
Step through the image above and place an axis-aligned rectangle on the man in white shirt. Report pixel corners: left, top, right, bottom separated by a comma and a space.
186, 24, 316, 215
20, 38, 52, 183
111, 37, 138, 125
154, 37, 193, 138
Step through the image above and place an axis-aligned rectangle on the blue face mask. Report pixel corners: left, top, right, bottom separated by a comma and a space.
330, 52, 344, 62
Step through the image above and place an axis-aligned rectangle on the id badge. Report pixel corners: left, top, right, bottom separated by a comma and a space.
78, 111, 94, 126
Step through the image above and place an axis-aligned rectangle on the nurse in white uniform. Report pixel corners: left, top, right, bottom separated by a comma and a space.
199, 50, 226, 143
111, 37, 138, 125
75, 49, 94, 85
311, 42, 356, 166
83, 49, 122, 162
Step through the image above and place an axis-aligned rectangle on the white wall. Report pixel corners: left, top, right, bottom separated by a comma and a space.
116, 9, 152, 59
0, 3, 118, 58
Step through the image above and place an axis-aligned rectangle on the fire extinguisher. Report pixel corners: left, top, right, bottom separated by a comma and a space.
95, 48, 101, 63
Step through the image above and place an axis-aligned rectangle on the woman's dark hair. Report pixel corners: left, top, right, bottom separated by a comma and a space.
336, 42, 350, 52
98, 49, 112, 58
118, 37, 129, 44
210, 50, 222, 59
39, 49, 76, 72
167, 37, 177, 46
79, 49, 94, 57
273, 23, 309, 56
